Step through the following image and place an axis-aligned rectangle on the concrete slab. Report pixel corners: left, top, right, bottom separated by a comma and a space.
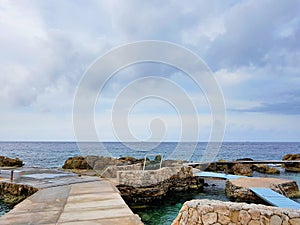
58, 207, 134, 223
67, 192, 122, 203
0, 178, 143, 225
69, 181, 119, 195
0, 210, 61, 225
58, 215, 143, 225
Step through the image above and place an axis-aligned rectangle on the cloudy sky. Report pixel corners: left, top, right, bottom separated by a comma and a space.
1, 0, 300, 142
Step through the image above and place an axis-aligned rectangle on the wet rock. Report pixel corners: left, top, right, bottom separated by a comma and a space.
62, 156, 92, 169
236, 158, 253, 161
282, 154, 300, 172
204, 162, 218, 172
0, 182, 38, 205
253, 164, 280, 174
232, 163, 253, 176
0, 156, 23, 167
225, 177, 299, 202
117, 166, 204, 205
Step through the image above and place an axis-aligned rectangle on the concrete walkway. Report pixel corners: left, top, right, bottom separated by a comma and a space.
0, 180, 143, 225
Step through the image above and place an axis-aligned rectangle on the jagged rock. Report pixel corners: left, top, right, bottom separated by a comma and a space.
0, 156, 23, 167
204, 162, 218, 172
62, 156, 92, 169
118, 156, 140, 165
117, 166, 204, 205
253, 164, 280, 174
282, 154, 300, 172
62, 155, 188, 172
225, 177, 299, 202
232, 163, 253, 176
236, 158, 253, 161
0, 182, 38, 205
154, 155, 162, 162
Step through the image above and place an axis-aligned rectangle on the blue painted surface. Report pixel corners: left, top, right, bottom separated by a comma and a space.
250, 188, 300, 210
195, 171, 246, 180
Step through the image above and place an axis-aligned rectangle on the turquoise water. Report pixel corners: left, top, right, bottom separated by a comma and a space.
132, 180, 229, 225
0, 200, 12, 217
133, 170, 300, 225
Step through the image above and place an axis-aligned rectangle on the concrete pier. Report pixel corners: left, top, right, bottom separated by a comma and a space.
0, 168, 143, 225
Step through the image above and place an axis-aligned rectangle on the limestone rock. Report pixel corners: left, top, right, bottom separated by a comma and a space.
239, 210, 251, 225
0, 156, 23, 167
202, 212, 217, 225
282, 154, 300, 172
117, 167, 204, 205
225, 177, 299, 202
269, 215, 282, 225
232, 163, 253, 176
62, 156, 92, 169
172, 200, 300, 225
253, 164, 280, 174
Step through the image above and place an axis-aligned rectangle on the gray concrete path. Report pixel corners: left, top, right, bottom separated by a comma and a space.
0, 180, 143, 225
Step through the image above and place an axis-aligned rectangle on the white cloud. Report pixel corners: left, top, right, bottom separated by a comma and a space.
0, 0, 300, 141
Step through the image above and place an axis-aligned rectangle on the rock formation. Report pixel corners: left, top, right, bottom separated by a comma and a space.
0, 156, 23, 167
226, 177, 299, 203
117, 166, 204, 205
232, 163, 253, 176
283, 154, 300, 172
253, 164, 280, 174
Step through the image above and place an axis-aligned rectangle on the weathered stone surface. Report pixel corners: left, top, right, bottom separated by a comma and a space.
0, 156, 23, 167
0, 182, 38, 205
226, 177, 299, 202
232, 163, 253, 176
283, 154, 300, 172
218, 214, 231, 224
248, 208, 260, 220
117, 166, 204, 205
172, 200, 300, 225
202, 212, 217, 225
290, 218, 300, 225
62, 156, 92, 169
230, 210, 239, 223
101, 163, 142, 178
239, 210, 251, 224
248, 220, 260, 225
269, 214, 282, 225
253, 164, 280, 174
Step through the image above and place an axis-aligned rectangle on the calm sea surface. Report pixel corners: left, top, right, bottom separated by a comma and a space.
0, 142, 300, 223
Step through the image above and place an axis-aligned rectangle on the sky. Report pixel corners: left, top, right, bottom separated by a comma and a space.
0, 0, 300, 142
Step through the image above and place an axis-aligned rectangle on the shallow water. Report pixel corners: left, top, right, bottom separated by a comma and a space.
132, 180, 229, 225
0, 200, 12, 217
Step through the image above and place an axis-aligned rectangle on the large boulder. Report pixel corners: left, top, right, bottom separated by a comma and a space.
232, 163, 252, 176
0, 156, 23, 167
226, 177, 299, 202
62, 155, 127, 170
62, 156, 92, 169
282, 154, 300, 172
253, 164, 280, 174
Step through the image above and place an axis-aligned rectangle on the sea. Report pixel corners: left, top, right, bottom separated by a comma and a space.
0, 142, 300, 224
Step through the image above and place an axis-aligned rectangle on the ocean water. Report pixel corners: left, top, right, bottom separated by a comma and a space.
0, 142, 300, 223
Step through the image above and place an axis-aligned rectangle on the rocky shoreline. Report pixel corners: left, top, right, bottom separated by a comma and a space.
62, 155, 205, 205
1, 153, 300, 223
117, 166, 204, 205
0, 182, 38, 205
226, 177, 300, 203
